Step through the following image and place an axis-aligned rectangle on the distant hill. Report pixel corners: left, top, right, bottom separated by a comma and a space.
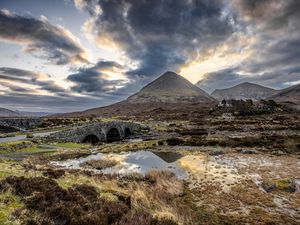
268, 83, 300, 105
53, 71, 217, 118
0, 108, 52, 117
16, 111, 53, 117
127, 71, 216, 103
0, 108, 21, 117
211, 82, 279, 101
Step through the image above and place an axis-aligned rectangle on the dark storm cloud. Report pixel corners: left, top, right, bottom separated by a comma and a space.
233, 0, 300, 30
0, 9, 89, 65
0, 67, 126, 113
67, 61, 128, 94
80, 0, 235, 77
196, 0, 300, 92
0, 67, 65, 94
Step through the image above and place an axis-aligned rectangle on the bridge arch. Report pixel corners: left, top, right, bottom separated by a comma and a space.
106, 127, 121, 143
81, 134, 100, 144
124, 127, 132, 138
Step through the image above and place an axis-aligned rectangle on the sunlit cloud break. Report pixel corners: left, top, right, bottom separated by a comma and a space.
0, 0, 299, 112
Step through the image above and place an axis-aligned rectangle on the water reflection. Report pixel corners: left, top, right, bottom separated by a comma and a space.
53, 150, 187, 178
0, 131, 56, 143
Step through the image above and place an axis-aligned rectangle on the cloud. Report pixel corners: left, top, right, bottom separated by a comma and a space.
0, 81, 33, 93
0, 67, 66, 94
77, 0, 235, 77
67, 61, 130, 95
0, 67, 128, 113
0, 92, 111, 113
0, 9, 89, 65
194, 0, 300, 90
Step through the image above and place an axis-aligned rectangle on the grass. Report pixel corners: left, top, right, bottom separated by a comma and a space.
0, 192, 23, 225
52, 142, 89, 148
98, 140, 159, 153
0, 159, 42, 179
81, 158, 118, 170
0, 140, 33, 153
0, 141, 59, 156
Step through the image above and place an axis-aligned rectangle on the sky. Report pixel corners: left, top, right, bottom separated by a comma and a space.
0, 0, 299, 112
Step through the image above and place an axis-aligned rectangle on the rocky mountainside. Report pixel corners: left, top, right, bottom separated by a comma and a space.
0, 108, 21, 117
211, 82, 279, 101
127, 71, 216, 103
268, 83, 300, 105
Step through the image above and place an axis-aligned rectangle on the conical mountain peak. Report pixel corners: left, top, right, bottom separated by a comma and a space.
128, 71, 216, 103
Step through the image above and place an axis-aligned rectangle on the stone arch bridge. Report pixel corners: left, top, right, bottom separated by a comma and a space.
48, 121, 143, 143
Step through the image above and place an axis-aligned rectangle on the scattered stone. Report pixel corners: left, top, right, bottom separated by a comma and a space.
209, 150, 224, 156
26, 133, 34, 139
262, 178, 296, 193
241, 149, 259, 154
271, 150, 286, 156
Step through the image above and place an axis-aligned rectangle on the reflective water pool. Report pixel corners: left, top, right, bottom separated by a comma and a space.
0, 131, 56, 143
52, 150, 187, 178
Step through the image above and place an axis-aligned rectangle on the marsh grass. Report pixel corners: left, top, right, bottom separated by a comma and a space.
0, 191, 23, 225
52, 142, 89, 148
0, 141, 34, 153
98, 140, 159, 153
81, 159, 118, 170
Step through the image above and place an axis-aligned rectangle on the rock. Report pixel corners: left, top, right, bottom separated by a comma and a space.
293, 179, 300, 192
271, 150, 286, 156
262, 178, 296, 193
209, 150, 225, 156
261, 182, 276, 193
26, 133, 34, 138
241, 149, 259, 154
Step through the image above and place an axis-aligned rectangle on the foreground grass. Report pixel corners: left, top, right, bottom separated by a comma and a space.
98, 139, 160, 153
52, 142, 89, 148
0, 141, 33, 153
0, 170, 236, 225
0, 191, 23, 225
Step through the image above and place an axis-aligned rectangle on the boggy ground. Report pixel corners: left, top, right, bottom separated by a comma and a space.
0, 112, 299, 225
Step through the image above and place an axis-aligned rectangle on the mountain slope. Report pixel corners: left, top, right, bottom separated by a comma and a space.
268, 83, 300, 105
211, 82, 279, 101
52, 71, 216, 118
0, 108, 21, 117
127, 71, 216, 103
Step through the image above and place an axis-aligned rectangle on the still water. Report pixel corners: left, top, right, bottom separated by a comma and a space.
52, 150, 187, 178
0, 131, 56, 143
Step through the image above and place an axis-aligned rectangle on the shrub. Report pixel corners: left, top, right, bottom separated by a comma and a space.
0, 176, 129, 225
42, 169, 65, 179
80, 159, 118, 170
166, 138, 185, 146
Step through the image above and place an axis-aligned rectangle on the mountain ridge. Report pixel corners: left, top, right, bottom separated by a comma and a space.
211, 82, 279, 101
268, 83, 300, 105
